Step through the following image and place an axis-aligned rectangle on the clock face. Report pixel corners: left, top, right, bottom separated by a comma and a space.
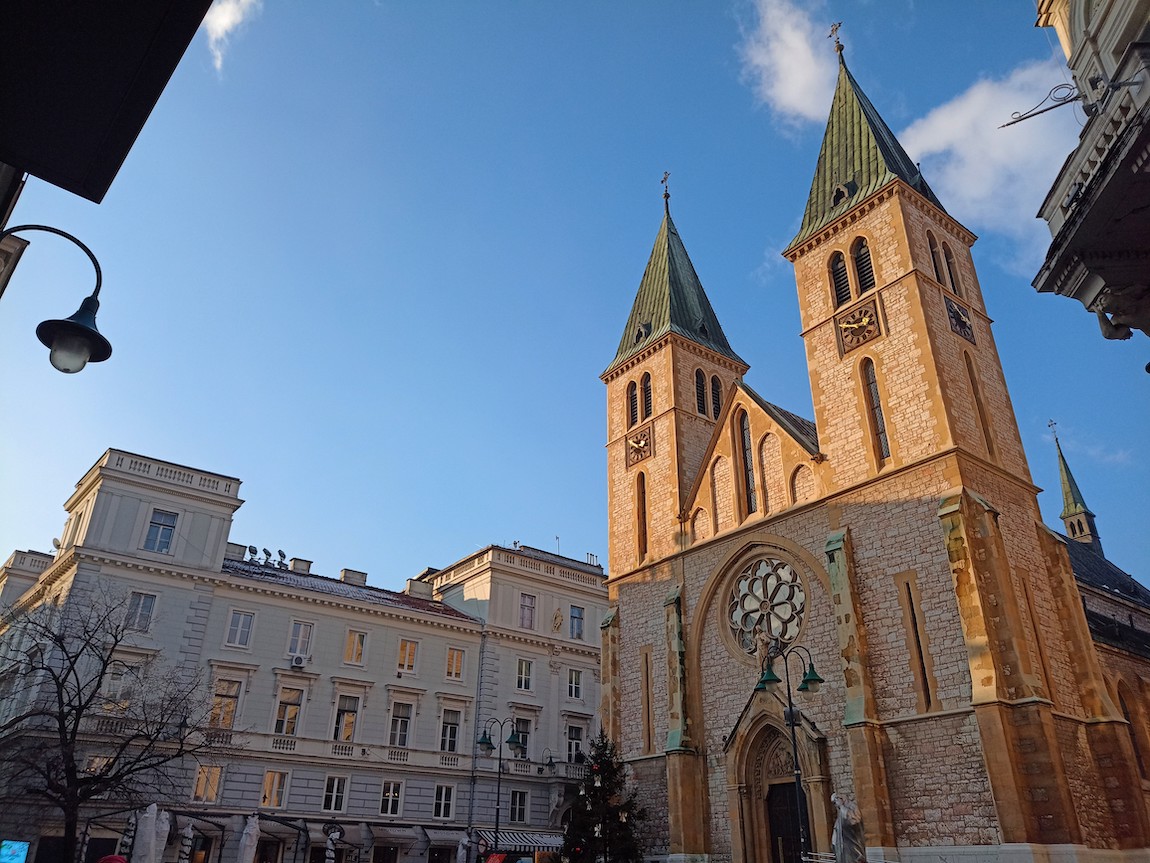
625, 427, 652, 466
945, 297, 976, 344
835, 300, 880, 352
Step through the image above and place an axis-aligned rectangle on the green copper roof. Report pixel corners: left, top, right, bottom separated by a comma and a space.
786, 51, 945, 252
1056, 438, 1094, 519
605, 206, 746, 375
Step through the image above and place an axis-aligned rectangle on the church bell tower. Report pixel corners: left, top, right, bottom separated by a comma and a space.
601, 193, 747, 579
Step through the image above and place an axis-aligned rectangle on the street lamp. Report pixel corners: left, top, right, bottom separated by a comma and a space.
537, 748, 557, 775
0, 224, 112, 373
754, 637, 824, 863
477, 717, 525, 856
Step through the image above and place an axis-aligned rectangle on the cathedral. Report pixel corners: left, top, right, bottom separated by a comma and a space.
599, 48, 1150, 863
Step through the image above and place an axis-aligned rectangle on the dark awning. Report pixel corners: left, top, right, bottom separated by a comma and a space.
475, 830, 564, 852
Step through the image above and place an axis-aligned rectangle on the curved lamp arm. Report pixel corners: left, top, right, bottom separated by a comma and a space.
0, 223, 111, 372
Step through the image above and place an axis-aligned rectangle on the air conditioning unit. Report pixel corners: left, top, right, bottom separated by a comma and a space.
290, 655, 306, 669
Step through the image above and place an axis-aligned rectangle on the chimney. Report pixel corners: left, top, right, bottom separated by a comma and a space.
226, 542, 247, 561
290, 558, 312, 574
340, 568, 368, 587
405, 578, 433, 599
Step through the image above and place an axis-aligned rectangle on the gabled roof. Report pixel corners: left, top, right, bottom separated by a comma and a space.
1056, 438, 1094, 519
786, 50, 945, 252
740, 382, 820, 456
605, 205, 746, 376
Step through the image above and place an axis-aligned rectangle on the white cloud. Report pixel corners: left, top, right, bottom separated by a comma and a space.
203, 0, 262, 73
738, 0, 837, 125
898, 58, 1081, 269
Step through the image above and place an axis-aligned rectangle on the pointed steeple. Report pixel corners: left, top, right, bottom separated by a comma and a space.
604, 208, 746, 375
1054, 430, 1104, 555
785, 50, 945, 252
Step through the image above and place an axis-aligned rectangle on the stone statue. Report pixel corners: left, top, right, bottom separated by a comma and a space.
553, 608, 563, 631
831, 793, 865, 863
752, 624, 772, 666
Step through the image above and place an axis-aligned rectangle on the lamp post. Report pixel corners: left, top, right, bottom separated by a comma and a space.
477, 717, 525, 856
0, 224, 112, 373
537, 748, 557, 775
754, 637, 824, 863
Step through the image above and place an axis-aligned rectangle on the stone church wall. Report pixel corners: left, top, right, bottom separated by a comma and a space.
881, 712, 998, 845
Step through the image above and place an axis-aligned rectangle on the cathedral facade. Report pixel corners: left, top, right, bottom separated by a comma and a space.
599, 51, 1150, 863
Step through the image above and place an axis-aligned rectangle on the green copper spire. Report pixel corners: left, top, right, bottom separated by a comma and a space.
785, 50, 945, 252
1056, 436, 1094, 520
605, 204, 746, 375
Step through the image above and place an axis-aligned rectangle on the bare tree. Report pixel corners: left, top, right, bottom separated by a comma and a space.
0, 583, 229, 861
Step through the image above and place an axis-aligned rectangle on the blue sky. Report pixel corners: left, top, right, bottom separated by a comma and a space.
2, 1, 1146, 587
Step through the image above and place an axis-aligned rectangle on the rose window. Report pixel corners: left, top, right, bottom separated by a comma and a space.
728, 557, 806, 653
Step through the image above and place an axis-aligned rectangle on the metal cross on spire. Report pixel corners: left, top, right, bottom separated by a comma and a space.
661, 171, 671, 213
829, 21, 843, 54
1048, 418, 1059, 442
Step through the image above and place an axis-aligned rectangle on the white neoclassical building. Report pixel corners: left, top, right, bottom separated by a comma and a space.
0, 449, 606, 863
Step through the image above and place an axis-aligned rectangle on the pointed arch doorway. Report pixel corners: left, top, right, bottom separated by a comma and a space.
732, 720, 829, 863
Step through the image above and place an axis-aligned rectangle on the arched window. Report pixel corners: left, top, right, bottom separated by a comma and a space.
636, 472, 648, 562
964, 353, 995, 461
927, 232, 944, 284
627, 382, 638, 428
641, 373, 653, 419
861, 359, 890, 462
1119, 687, 1148, 778
852, 238, 875, 294
695, 369, 706, 414
710, 376, 722, 419
738, 411, 757, 516
830, 252, 852, 307
943, 244, 961, 296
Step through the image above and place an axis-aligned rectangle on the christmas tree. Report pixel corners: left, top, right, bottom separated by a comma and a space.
560, 729, 645, 863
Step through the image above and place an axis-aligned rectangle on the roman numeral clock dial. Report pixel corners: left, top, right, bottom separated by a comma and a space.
835, 299, 880, 352
626, 426, 652, 466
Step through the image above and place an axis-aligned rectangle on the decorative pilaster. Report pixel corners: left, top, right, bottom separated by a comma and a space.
824, 530, 894, 849
664, 583, 708, 859
938, 489, 1080, 844
600, 607, 620, 742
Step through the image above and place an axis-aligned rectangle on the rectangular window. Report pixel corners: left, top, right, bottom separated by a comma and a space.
124, 592, 156, 631
397, 639, 418, 673
440, 709, 460, 753
143, 509, 178, 553
209, 679, 241, 729
323, 776, 347, 812
390, 702, 412, 747
510, 789, 528, 823
514, 717, 531, 759
519, 594, 536, 629
261, 771, 288, 808
433, 784, 454, 819
567, 725, 584, 763
274, 686, 304, 736
568, 668, 582, 699
288, 621, 313, 657
516, 658, 533, 691
226, 610, 254, 647
445, 647, 465, 680
333, 694, 360, 741
344, 630, 367, 665
381, 780, 402, 816
103, 661, 139, 706
192, 766, 222, 803
570, 605, 585, 640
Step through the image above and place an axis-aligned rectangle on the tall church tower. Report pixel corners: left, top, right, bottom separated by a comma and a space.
601, 195, 747, 578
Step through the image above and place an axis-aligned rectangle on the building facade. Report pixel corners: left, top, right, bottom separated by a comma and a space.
600, 47, 1150, 863
0, 449, 605, 863
1033, 0, 1150, 344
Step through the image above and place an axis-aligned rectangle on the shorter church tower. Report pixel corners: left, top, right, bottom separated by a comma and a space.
1054, 428, 1104, 555
601, 194, 747, 578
